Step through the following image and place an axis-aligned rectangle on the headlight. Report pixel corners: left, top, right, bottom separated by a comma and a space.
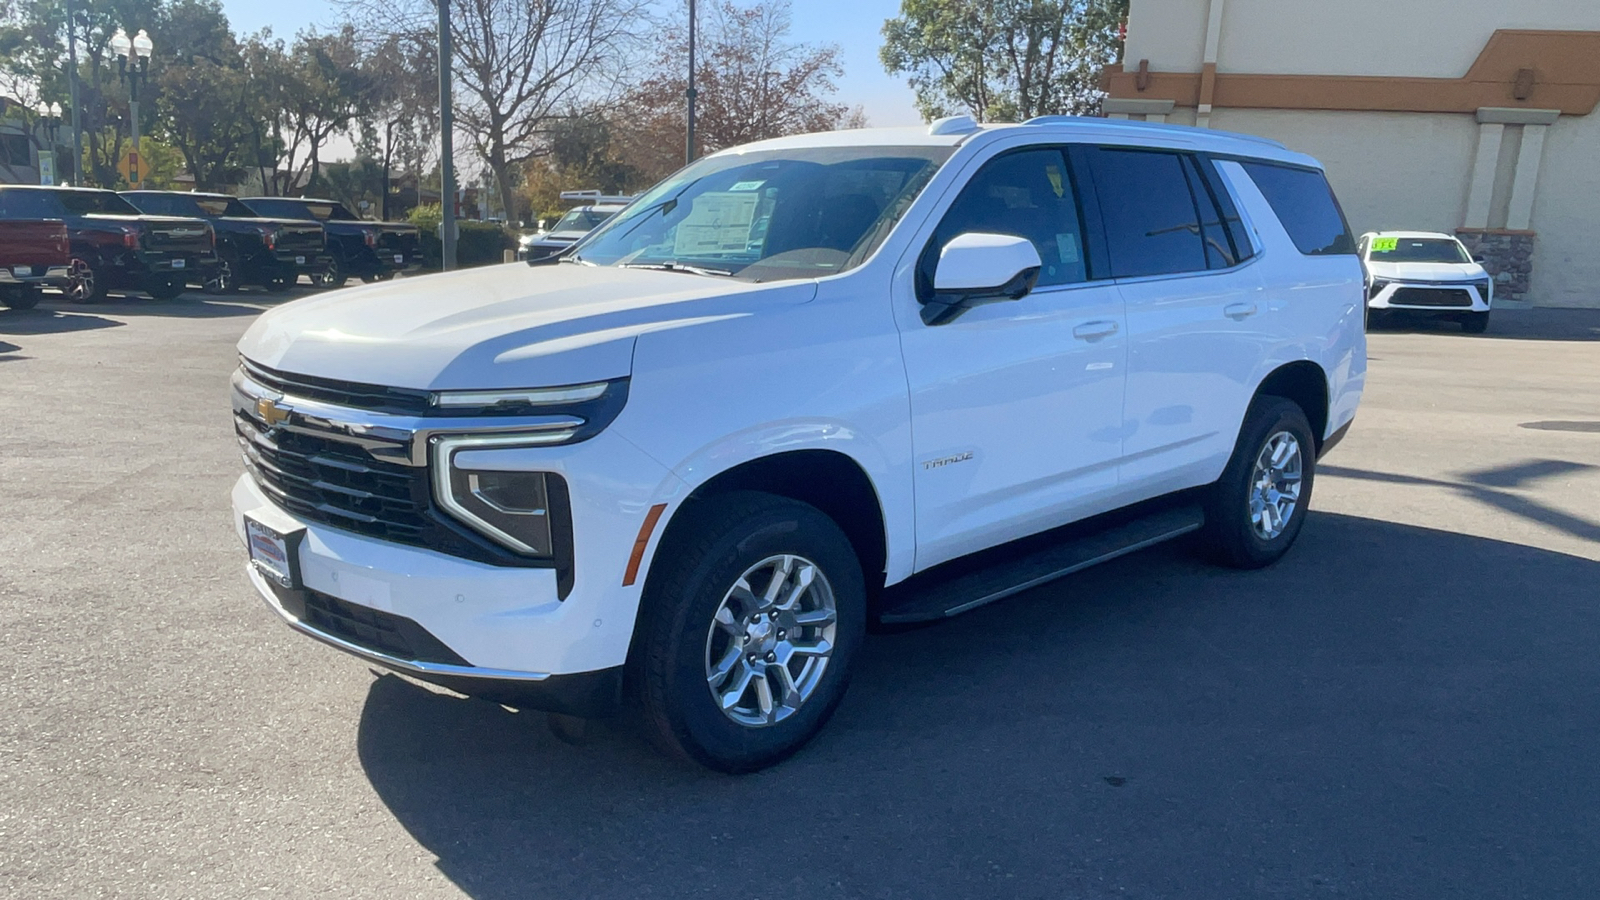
1471, 279, 1492, 301
433, 434, 567, 556
1368, 279, 1390, 299
432, 382, 608, 410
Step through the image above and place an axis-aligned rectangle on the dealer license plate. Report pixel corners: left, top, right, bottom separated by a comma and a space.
295, 255, 305, 265
246, 518, 301, 589
171, 258, 186, 269
394, 254, 404, 264
13, 266, 32, 277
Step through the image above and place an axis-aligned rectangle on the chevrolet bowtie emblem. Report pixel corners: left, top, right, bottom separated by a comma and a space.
257, 397, 292, 427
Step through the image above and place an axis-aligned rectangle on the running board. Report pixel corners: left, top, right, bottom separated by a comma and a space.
875, 504, 1205, 625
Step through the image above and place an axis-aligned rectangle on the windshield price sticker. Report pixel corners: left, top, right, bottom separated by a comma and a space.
1371, 237, 1399, 253
673, 192, 761, 256
728, 180, 766, 192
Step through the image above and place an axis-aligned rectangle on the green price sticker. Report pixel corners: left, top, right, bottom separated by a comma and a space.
1371, 237, 1399, 253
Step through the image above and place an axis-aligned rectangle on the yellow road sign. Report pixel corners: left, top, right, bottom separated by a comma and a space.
118, 151, 143, 186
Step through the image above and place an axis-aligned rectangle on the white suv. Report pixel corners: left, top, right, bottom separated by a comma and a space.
232, 116, 1366, 772
1360, 230, 1494, 333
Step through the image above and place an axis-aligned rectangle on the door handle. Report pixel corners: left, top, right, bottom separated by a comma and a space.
1224, 302, 1259, 320
1073, 320, 1119, 342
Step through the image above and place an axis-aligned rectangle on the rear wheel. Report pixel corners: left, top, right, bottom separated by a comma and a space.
636, 492, 865, 773
146, 276, 185, 301
264, 272, 293, 293
1, 285, 41, 310
1202, 396, 1317, 569
361, 271, 393, 284
1462, 311, 1491, 334
64, 257, 104, 303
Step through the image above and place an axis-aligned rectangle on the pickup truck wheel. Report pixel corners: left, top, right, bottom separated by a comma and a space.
1, 286, 41, 310
313, 257, 344, 290
263, 273, 293, 293
64, 257, 104, 303
204, 253, 239, 295
1202, 396, 1316, 569
361, 272, 393, 284
637, 492, 865, 773
146, 276, 186, 301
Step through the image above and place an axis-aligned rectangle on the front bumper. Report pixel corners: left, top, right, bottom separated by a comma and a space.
1367, 281, 1491, 312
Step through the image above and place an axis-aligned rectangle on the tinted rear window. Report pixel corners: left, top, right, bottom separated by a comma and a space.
1240, 162, 1355, 256
1085, 148, 1208, 279
0, 190, 62, 218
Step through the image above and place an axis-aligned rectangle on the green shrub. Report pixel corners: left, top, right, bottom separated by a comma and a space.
407, 204, 516, 270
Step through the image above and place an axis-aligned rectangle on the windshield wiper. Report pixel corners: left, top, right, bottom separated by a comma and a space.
620, 262, 735, 277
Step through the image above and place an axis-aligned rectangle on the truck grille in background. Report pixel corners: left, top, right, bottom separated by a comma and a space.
242, 360, 433, 415
236, 413, 429, 544
1391, 287, 1473, 308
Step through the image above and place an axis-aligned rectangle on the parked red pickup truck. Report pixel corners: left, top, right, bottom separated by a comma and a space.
0, 186, 217, 301
0, 219, 70, 310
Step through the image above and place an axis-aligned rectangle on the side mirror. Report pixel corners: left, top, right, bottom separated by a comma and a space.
1472, 254, 1487, 264
922, 233, 1042, 326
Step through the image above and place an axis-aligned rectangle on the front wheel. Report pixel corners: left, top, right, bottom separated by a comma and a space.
636, 492, 865, 773
1462, 311, 1491, 334
1202, 396, 1317, 569
64, 257, 104, 303
312, 256, 345, 290
146, 275, 186, 301
361, 271, 393, 284
204, 252, 240, 295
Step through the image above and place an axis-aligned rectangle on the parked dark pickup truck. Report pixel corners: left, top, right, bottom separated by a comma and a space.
0, 218, 70, 310
123, 191, 328, 294
239, 197, 421, 288
0, 186, 217, 301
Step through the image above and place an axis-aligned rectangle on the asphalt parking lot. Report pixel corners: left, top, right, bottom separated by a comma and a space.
3, 288, 1599, 899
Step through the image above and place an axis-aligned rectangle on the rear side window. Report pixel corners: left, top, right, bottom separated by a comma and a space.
0, 190, 62, 218
1083, 148, 1208, 279
1239, 161, 1355, 256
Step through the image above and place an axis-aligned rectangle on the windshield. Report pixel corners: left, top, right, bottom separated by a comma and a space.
1367, 236, 1471, 264
550, 208, 615, 233
573, 145, 955, 281
244, 199, 358, 221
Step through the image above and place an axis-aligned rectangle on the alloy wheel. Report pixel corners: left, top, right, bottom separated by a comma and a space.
1248, 430, 1303, 540
205, 260, 234, 294
704, 554, 838, 728
65, 258, 96, 302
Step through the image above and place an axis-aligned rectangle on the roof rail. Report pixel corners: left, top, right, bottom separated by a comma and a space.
928, 114, 980, 136
1022, 114, 1288, 149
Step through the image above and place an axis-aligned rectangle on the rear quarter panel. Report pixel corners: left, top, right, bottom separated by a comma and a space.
0, 220, 69, 266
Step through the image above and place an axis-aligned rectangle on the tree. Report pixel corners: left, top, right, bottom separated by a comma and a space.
881, 0, 1127, 123
342, 0, 649, 224
249, 26, 370, 196
154, 0, 260, 191
353, 31, 438, 219
617, 0, 865, 186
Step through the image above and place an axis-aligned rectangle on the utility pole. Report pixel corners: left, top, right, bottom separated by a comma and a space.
438, 0, 458, 270
65, 0, 83, 184
685, 0, 697, 165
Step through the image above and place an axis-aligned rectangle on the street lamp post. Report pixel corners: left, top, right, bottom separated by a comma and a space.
110, 27, 153, 187
35, 102, 63, 185
686, 0, 697, 165
65, 0, 83, 185
437, 0, 458, 271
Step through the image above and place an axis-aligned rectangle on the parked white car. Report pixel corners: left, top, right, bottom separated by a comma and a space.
232, 116, 1366, 772
1360, 231, 1493, 333
516, 192, 634, 262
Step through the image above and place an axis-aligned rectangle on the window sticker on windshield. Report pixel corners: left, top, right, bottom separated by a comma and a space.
1370, 237, 1399, 253
673, 192, 761, 256
728, 180, 766, 192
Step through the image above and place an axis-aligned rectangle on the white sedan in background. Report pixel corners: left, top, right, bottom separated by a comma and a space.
1360, 231, 1493, 333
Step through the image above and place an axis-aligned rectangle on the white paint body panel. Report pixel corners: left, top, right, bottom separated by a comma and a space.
232, 121, 1365, 679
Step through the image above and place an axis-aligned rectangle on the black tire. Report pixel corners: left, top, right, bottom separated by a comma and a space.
1462, 311, 1491, 334
64, 257, 104, 303
313, 256, 344, 290
1201, 396, 1317, 569
264, 273, 294, 293
361, 271, 393, 284
146, 276, 186, 301
204, 252, 240, 295
1, 285, 41, 310
636, 491, 866, 773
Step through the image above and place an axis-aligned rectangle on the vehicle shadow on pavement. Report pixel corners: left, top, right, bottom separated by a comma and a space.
354, 512, 1600, 900
1373, 307, 1600, 341
0, 308, 123, 337
32, 293, 303, 320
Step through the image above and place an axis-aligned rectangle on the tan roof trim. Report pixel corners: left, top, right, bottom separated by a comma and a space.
1105, 29, 1600, 116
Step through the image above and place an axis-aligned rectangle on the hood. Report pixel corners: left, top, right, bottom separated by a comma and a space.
238, 262, 816, 391
1366, 260, 1485, 282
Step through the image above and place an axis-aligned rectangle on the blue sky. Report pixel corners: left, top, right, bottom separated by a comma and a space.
219, 0, 923, 140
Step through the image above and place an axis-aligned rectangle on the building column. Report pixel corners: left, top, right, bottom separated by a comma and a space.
1196, 0, 1227, 128
1506, 123, 1548, 232
1462, 122, 1504, 229
1102, 99, 1175, 123
1458, 108, 1560, 304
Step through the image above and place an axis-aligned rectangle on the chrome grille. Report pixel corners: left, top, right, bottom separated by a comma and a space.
236, 413, 429, 543
242, 360, 434, 416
